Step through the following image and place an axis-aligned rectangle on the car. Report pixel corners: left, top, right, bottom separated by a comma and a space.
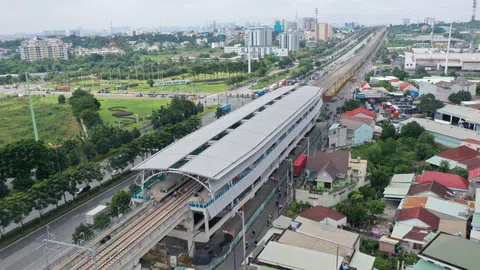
111, 170, 120, 176
76, 185, 91, 196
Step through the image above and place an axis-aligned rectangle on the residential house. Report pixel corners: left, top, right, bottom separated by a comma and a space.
305, 151, 350, 190
424, 196, 471, 237
414, 232, 480, 270
296, 151, 368, 207
471, 188, 480, 242
343, 107, 377, 120
297, 205, 347, 227
399, 118, 480, 148
341, 118, 374, 146
340, 115, 375, 128
415, 171, 469, 193
396, 207, 440, 230
383, 174, 416, 200
328, 123, 347, 148
406, 181, 454, 199
470, 168, 480, 183
461, 138, 480, 151
389, 223, 434, 251
249, 215, 375, 270
369, 76, 399, 85
425, 145, 480, 170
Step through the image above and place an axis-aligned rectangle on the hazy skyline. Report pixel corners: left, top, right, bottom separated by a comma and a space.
0, 0, 474, 34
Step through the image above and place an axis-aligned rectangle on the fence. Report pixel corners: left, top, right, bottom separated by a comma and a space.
204, 170, 288, 270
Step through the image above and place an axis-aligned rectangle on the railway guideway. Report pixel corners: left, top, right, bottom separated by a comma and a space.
53, 181, 201, 270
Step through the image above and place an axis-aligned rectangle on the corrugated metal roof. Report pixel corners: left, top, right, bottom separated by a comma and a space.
133, 85, 296, 172
437, 105, 480, 124
412, 259, 445, 270
400, 118, 480, 143
257, 241, 343, 270
349, 252, 375, 270
391, 174, 416, 183
179, 86, 321, 179
425, 197, 470, 220
294, 216, 359, 248
383, 183, 412, 199
425, 156, 458, 169
390, 223, 413, 239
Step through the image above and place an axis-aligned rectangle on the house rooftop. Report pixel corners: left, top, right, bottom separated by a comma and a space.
341, 118, 368, 131
383, 183, 412, 199
343, 107, 376, 118
298, 205, 346, 223
306, 150, 350, 178
340, 115, 375, 126
294, 216, 359, 248
402, 196, 429, 209
419, 232, 480, 270
463, 138, 480, 144
436, 145, 480, 161
459, 155, 480, 170
397, 207, 440, 230
407, 181, 454, 199
437, 105, 480, 124
415, 171, 469, 191
391, 173, 416, 183
400, 118, 480, 143
425, 196, 471, 220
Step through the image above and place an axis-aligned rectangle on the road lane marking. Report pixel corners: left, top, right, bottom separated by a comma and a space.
71, 214, 80, 220
35, 234, 46, 241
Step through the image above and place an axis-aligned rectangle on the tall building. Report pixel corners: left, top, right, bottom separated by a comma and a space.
403, 18, 410, 25
279, 31, 300, 52
285, 21, 298, 31
316, 23, 333, 41
274, 20, 282, 32
425, 17, 435, 26
19, 38, 68, 62
302, 18, 316, 31
245, 27, 273, 46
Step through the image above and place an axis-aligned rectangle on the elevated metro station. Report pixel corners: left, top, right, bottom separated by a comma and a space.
132, 85, 324, 244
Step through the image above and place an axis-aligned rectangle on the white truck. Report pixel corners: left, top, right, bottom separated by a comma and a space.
86, 205, 108, 226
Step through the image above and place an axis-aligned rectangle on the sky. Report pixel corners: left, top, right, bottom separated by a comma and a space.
0, 0, 474, 34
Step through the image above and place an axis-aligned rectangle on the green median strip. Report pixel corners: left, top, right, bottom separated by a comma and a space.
0, 171, 136, 250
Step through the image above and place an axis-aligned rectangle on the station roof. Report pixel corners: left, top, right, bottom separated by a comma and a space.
134, 86, 322, 180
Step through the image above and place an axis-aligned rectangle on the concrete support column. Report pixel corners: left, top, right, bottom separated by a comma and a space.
204, 211, 210, 234
186, 210, 195, 257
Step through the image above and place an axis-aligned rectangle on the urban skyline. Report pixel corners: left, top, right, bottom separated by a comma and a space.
0, 0, 474, 35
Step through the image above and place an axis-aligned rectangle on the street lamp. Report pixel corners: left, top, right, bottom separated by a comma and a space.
235, 210, 247, 270
48, 143, 63, 181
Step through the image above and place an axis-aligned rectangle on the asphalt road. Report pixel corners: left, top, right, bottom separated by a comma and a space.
0, 174, 137, 270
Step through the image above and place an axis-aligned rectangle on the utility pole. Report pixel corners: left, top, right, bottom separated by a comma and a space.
247, 29, 251, 74
26, 73, 39, 141
444, 22, 453, 75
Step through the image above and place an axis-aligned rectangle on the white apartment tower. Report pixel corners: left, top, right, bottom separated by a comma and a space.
280, 32, 300, 52
403, 18, 410, 25
316, 23, 333, 41
302, 18, 316, 31
19, 38, 68, 62
245, 27, 273, 46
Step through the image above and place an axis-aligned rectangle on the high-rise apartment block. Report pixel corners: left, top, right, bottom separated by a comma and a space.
316, 23, 333, 41
403, 18, 410, 25
245, 27, 273, 46
279, 31, 300, 52
19, 38, 68, 62
302, 18, 316, 31
425, 17, 435, 26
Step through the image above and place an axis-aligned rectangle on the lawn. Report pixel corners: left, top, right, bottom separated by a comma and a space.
0, 96, 80, 145
46, 79, 230, 94
97, 98, 170, 127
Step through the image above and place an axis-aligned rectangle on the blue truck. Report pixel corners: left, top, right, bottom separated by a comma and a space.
221, 104, 231, 113
254, 90, 267, 98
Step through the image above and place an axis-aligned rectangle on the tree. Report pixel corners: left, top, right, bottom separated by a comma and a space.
0, 182, 8, 199
366, 144, 383, 165
401, 121, 425, 138
94, 213, 110, 229
366, 200, 386, 216
215, 107, 225, 119
417, 132, 435, 145
95, 137, 111, 155
75, 161, 103, 187
451, 168, 469, 179
439, 160, 451, 173
381, 124, 396, 140
371, 165, 391, 190
382, 138, 397, 155
72, 223, 93, 244
391, 67, 409, 81
28, 182, 56, 219
341, 100, 361, 112
417, 94, 444, 116
448, 91, 472, 104
394, 164, 410, 174
347, 203, 368, 227
374, 257, 393, 270
109, 190, 131, 216
4, 192, 32, 228
348, 190, 364, 203
58, 94, 66, 104
0, 200, 11, 237
147, 79, 154, 87
414, 143, 432, 161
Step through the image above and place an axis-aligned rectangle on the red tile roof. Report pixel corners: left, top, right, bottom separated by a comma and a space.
459, 156, 480, 170
403, 229, 429, 242
344, 107, 376, 119
415, 171, 469, 191
397, 207, 440, 230
361, 81, 370, 89
399, 82, 411, 91
407, 181, 453, 198
463, 139, 480, 145
469, 168, 480, 180
298, 205, 346, 222
436, 146, 480, 162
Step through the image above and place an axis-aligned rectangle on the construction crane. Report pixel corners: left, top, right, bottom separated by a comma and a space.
473, 0, 477, 21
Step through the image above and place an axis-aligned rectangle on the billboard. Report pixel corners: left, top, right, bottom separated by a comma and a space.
153, 80, 189, 87
273, 48, 289, 57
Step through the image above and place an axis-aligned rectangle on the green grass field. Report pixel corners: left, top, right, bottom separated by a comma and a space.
46, 79, 230, 94
97, 98, 170, 126
0, 96, 80, 145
